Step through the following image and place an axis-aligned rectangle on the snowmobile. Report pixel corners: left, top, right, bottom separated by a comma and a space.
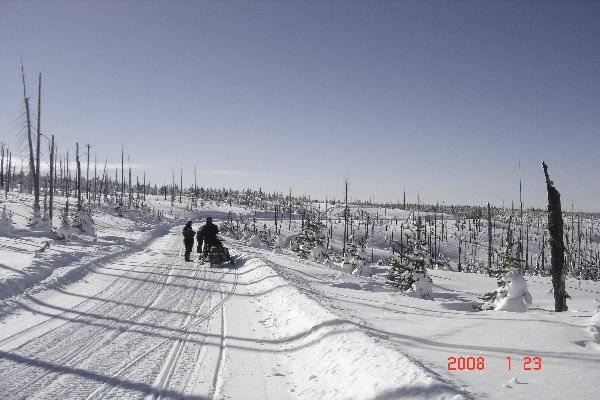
200, 239, 234, 267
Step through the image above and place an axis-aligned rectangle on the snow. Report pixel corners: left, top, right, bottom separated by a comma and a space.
237, 257, 465, 399
1, 194, 599, 399
236, 242, 600, 400
493, 269, 533, 312
407, 270, 434, 300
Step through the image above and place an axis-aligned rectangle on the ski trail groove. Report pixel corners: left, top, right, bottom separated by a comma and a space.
3, 250, 181, 395
86, 265, 236, 400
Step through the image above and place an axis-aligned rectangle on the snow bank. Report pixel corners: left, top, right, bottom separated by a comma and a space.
237, 257, 466, 400
0, 223, 170, 305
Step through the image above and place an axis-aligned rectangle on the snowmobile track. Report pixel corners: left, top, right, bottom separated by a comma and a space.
2, 251, 183, 396
85, 263, 238, 400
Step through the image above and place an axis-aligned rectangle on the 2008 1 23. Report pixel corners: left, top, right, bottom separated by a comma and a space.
447, 355, 543, 371
447, 356, 486, 371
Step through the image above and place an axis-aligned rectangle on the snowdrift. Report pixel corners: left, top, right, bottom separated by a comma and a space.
236, 257, 467, 400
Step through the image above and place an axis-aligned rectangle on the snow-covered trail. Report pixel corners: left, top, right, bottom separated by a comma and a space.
0, 228, 291, 400
234, 244, 600, 400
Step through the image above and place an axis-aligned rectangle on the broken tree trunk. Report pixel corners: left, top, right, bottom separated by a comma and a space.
21, 62, 37, 215
35, 73, 42, 215
49, 135, 54, 221
542, 161, 568, 312
76, 143, 82, 211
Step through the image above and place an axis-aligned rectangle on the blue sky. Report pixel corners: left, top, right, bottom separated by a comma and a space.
1, 0, 599, 210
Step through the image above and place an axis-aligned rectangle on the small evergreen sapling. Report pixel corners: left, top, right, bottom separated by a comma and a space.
294, 218, 326, 259
386, 238, 433, 299
0, 205, 14, 232
55, 204, 72, 240
480, 234, 532, 311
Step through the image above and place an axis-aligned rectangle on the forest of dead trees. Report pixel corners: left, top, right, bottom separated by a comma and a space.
2, 66, 598, 290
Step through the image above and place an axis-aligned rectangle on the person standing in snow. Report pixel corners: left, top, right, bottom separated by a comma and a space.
182, 221, 195, 262
197, 216, 223, 257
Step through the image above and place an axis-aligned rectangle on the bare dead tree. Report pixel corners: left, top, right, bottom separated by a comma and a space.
5, 151, 11, 196
20, 61, 37, 213
35, 74, 42, 214
93, 152, 97, 203
343, 178, 348, 256
121, 147, 125, 204
49, 135, 55, 220
542, 161, 568, 312
128, 160, 132, 207
487, 202, 492, 269
85, 144, 90, 201
0, 142, 4, 189
100, 157, 107, 204
76, 143, 82, 211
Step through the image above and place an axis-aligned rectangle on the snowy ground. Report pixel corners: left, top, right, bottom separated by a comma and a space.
236, 243, 600, 400
0, 226, 464, 400
1, 198, 599, 399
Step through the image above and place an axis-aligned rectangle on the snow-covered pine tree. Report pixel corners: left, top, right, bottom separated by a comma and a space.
72, 203, 96, 237
386, 237, 433, 299
55, 203, 72, 240
0, 205, 14, 232
479, 231, 532, 311
293, 217, 326, 259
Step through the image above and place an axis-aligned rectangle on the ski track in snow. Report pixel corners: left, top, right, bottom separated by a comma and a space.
0, 228, 243, 400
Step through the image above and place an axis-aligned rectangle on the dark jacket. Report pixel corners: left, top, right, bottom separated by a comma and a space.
183, 224, 195, 243
197, 221, 219, 246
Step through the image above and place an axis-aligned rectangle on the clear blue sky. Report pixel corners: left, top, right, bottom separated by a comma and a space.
1, 0, 599, 210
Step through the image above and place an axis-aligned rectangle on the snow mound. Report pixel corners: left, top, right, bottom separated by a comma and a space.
407, 272, 434, 300
238, 257, 466, 400
340, 255, 355, 274
484, 268, 533, 312
586, 308, 600, 349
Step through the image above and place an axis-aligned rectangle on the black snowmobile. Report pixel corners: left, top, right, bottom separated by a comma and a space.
201, 238, 234, 267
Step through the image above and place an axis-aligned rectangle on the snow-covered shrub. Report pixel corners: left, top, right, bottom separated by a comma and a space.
55, 205, 72, 241
587, 300, 600, 344
293, 218, 326, 259
219, 219, 243, 240
248, 234, 264, 247
351, 248, 372, 276
0, 205, 14, 232
28, 207, 46, 230
36, 213, 53, 232
431, 256, 451, 271
115, 202, 124, 217
274, 235, 286, 248
480, 268, 532, 312
479, 233, 532, 311
340, 254, 355, 273
386, 239, 433, 300
309, 243, 326, 261
73, 207, 96, 237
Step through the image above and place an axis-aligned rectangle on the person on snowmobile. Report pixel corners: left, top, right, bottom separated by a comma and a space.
182, 221, 195, 262
197, 217, 220, 255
